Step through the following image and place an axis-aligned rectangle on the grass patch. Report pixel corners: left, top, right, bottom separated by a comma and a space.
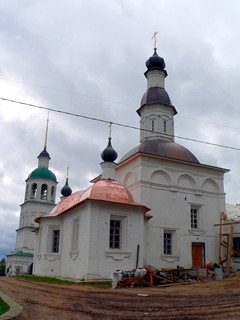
0, 297, 9, 316
18, 275, 74, 285
78, 281, 111, 289
18, 275, 112, 289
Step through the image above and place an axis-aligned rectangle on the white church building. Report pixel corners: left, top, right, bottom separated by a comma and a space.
33, 47, 229, 280
8, 46, 230, 279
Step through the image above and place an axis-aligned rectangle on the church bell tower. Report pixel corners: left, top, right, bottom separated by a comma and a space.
6, 117, 57, 276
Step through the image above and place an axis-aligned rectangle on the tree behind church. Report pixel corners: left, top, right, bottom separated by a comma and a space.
0, 259, 6, 276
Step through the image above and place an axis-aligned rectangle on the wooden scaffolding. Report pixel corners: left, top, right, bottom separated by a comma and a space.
215, 212, 240, 275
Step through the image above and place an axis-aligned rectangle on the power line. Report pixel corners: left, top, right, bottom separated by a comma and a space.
1, 96, 240, 152
1, 76, 240, 132
0, 77, 134, 107
179, 114, 240, 132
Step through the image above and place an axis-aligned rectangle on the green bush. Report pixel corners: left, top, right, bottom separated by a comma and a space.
0, 298, 9, 315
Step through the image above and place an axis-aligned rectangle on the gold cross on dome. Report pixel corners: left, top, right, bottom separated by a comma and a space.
152, 31, 158, 49
108, 122, 112, 139
44, 111, 50, 150
66, 166, 69, 179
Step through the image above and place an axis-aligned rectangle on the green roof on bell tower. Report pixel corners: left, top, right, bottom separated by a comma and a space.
28, 167, 57, 182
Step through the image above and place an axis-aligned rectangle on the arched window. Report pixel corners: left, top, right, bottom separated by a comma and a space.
41, 184, 48, 200
31, 183, 37, 199
51, 186, 55, 201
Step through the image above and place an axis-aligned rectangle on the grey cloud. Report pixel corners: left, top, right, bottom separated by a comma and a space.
1, 0, 240, 258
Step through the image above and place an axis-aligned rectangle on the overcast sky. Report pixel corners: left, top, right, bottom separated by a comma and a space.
1, 0, 240, 258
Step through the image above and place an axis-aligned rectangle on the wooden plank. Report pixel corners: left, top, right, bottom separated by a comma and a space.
218, 212, 224, 264
226, 224, 234, 275
214, 221, 240, 226
219, 232, 240, 235
221, 241, 240, 256
219, 258, 227, 264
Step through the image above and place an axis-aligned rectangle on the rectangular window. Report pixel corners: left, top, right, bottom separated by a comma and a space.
163, 120, 167, 133
233, 237, 240, 257
109, 219, 122, 249
164, 232, 172, 255
151, 119, 155, 132
52, 229, 60, 253
71, 218, 79, 252
191, 208, 198, 229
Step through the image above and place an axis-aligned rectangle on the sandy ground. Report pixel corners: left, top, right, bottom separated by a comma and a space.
1, 276, 240, 319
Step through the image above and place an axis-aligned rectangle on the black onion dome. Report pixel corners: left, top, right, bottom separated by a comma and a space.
139, 87, 175, 109
38, 148, 51, 159
119, 139, 199, 164
146, 49, 166, 71
101, 138, 118, 162
61, 178, 72, 197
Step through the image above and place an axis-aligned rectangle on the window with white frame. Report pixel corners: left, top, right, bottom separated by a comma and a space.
51, 229, 60, 253
71, 218, 79, 252
109, 219, 122, 249
191, 206, 201, 229
163, 231, 172, 255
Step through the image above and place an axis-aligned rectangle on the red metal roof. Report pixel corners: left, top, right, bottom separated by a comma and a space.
36, 180, 150, 222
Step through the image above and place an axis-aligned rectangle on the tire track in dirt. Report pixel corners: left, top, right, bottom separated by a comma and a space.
1, 277, 240, 319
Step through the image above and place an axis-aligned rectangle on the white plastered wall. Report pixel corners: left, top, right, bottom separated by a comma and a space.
116, 155, 227, 269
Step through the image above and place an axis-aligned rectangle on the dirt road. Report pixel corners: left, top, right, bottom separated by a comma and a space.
1, 276, 240, 319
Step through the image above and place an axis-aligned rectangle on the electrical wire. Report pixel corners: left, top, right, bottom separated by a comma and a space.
0, 77, 134, 107
1, 77, 240, 131
1, 96, 240, 152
